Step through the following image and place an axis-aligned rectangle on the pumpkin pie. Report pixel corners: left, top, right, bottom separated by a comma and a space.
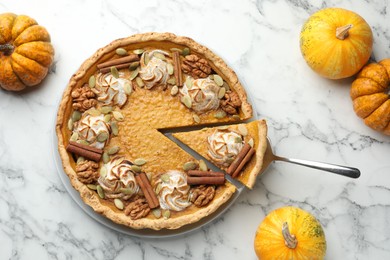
173, 120, 267, 189
56, 32, 261, 230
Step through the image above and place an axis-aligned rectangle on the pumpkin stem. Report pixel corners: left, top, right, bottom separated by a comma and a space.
282, 222, 298, 249
336, 24, 353, 40
0, 44, 14, 56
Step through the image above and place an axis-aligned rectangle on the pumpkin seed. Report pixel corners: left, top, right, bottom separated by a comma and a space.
160, 174, 170, 183
100, 106, 113, 114
213, 74, 224, 86
131, 165, 141, 173
102, 152, 110, 163
209, 74, 214, 80
185, 77, 193, 89
89, 75, 96, 88
232, 114, 241, 120
129, 61, 140, 71
218, 87, 226, 99
104, 114, 111, 123
124, 81, 132, 95
181, 95, 192, 109
97, 185, 105, 199
238, 125, 248, 136
162, 209, 171, 219
111, 122, 119, 136
134, 158, 147, 166
133, 49, 144, 55
199, 160, 208, 171
87, 108, 101, 116
100, 166, 107, 178
153, 52, 166, 60
193, 114, 200, 123
152, 209, 162, 218
167, 77, 176, 85
183, 161, 198, 171
112, 111, 124, 121
182, 47, 190, 56
226, 157, 235, 164
76, 156, 85, 164
114, 198, 124, 210
144, 53, 150, 65
120, 188, 134, 195
214, 111, 226, 119
135, 77, 144, 88
110, 66, 119, 78
146, 172, 152, 181
170, 85, 179, 96
248, 138, 254, 147
222, 81, 230, 91
167, 63, 174, 75
116, 48, 128, 56
77, 139, 89, 145
97, 132, 109, 142
155, 183, 162, 194
217, 125, 230, 130
108, 146, 120, 155
72, 111, 82, 122
70, 132, 79, 142
129, 68, 139, 80
235, 136, 242, 143
67, 118, 73, 131
170, 47, 182, 53
87, 184, 97, 190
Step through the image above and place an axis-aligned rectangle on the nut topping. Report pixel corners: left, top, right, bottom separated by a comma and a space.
182, 54, 212, 79
71, 84, 97, 112
124, 197, 151, 220
75, 160, 99, 184
221, 91, 242, 115
190, 185, 216, 207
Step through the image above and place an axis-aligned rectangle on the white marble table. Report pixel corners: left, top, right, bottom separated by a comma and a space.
1, 0, 389, 259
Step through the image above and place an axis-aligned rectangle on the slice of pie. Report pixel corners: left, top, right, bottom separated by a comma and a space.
56, 32, 255, 230
173, 120, 267, 189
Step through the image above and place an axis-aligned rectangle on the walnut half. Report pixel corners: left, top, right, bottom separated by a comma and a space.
124, 197, 151, 220
71, 84, 97, 112
75, 160, 99, 184
182, 54, 212, 79
221, 91, 242, 115
190, 185, 216, 207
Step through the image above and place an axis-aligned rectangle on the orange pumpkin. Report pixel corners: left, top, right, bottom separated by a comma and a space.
351, 59, 390, 135
254, 206, 326, 260
0, 13, 54, 91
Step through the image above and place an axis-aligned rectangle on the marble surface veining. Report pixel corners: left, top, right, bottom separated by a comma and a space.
1, 0, 390, 259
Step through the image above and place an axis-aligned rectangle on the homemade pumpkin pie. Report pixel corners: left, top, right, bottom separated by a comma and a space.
56, 32, 262, 230
173, 120, 267, 188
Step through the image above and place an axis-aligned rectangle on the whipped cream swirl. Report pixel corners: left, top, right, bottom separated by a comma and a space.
207, 130, 244, 167
139, 50, 169, 89
74, 114, 111, 149
93, 72, 129, 107
98, 157, 139, 200
180, 77, 220, 113
156, 170, 191, 211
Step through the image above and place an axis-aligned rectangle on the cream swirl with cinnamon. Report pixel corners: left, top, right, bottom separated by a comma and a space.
180, 77, 220, 113
98, 157, 139, 200
207, 130, 244, 167
74, 114, 111, 149
93, 72, 129, 107
156, 170, 191, 211
139, 50, 169, 89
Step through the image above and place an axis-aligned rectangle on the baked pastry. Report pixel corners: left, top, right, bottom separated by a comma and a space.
56, 32, 258, 230
173, 120, 267, 189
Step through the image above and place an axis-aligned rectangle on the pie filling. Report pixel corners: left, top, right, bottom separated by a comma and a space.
58, 34, 259, 230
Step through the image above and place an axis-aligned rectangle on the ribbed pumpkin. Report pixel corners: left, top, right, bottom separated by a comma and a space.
0, 13, 54, 91
350, 59, 390, 135
254, 206, 326, 260
300, 8, 373, 79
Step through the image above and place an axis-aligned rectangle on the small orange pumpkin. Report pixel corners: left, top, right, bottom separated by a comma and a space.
0, 13, 54, 91
350, 59, 390, 135
254, 206, 326, 260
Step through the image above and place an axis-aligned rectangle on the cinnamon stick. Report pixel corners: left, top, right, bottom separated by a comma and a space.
188, 170, 224, 177
227, 143, 251, 175
97, 54, 140, 70
187, 176, 225, 185
232, 147, 255, 178
66, 142, 103, 162
173, 51, 183, 86
99, 62, 132, 73
135, 173, 159, 209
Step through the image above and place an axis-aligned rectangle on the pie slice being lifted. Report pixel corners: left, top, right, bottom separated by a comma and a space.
173, 120, 267, 189
56, 32, 262, 231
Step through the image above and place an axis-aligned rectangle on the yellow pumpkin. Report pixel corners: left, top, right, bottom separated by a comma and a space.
300, 8, 373, 79
254, 206, 326, 260
0, 13, 54, 91
350, 59, 390, 135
